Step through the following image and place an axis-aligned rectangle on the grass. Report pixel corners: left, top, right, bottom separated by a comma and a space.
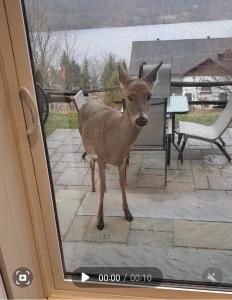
176, 111, 221, 126
45, 113, 78, 136
44, 110, 231, 137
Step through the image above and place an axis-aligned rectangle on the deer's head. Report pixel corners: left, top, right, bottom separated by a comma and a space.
118, 62, 163, 128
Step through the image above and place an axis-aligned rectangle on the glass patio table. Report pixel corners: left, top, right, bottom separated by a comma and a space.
166, 95, 189, 165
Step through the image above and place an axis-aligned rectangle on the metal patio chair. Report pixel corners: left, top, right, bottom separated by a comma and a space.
177, 99, 232, 162
133, 63, 171, 150
132, 63, 171, 184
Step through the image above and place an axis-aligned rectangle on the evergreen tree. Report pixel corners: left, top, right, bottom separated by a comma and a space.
70, 59, 81, 90
101, 53, 117, 87
81, 57, 91, 89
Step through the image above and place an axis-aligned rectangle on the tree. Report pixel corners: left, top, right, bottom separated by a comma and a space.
25, 0, 60, 87
88, 57, 104, 89
101, 53, 117, 87
81, 57, 91, 89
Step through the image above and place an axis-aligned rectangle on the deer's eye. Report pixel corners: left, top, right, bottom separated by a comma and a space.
127, 96, 133, 102
146, 94, 151, 101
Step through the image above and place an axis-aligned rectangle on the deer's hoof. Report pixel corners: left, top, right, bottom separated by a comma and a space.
124, 210, 133, 222
92, 188, 96, 192
97, 219, 104, 230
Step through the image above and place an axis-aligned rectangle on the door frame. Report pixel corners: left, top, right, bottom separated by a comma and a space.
2, 0, 232, 298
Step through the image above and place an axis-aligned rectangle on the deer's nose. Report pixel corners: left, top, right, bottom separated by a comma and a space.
135, 117, 148, 127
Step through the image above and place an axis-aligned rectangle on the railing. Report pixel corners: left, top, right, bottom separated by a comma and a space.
44, 81, 232, 105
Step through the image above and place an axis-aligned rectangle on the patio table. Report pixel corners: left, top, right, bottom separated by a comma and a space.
166, 95, 189, 165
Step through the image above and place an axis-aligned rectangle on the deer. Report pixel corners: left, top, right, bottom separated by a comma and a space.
77, 62, 163, 230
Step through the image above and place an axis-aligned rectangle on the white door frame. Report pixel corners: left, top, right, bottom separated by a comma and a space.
2, 0, 232, 298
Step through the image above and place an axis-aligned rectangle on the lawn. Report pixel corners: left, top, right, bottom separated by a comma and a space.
44, 110, 231, 137
45, 113, 78, 136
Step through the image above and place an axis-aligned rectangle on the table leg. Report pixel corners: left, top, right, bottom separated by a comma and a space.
167, 134, 171, 165
172, 113, 175, 142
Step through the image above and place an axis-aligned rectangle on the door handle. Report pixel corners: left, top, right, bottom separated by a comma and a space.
19, 86, 39, 136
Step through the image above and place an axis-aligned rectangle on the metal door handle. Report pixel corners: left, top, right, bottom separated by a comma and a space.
19, 86, 39, 136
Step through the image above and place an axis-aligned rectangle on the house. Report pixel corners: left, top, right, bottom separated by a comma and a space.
129, 38, 232, 102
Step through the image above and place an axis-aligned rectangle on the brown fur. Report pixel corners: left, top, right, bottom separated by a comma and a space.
78, 62, 162, 229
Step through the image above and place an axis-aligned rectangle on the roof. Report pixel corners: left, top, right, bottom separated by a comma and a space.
129, 38, 232, 76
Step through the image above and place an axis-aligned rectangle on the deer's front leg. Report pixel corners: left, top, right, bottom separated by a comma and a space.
97, 160, 106, 230
90, 159, 96, 192
118, 164, 133, 222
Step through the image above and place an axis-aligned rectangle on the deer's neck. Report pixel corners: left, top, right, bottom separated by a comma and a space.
120, 109, 141, 148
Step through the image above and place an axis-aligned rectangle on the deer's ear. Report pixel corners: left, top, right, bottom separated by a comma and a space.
118, 65, 130, 89
143, 61, 163, 86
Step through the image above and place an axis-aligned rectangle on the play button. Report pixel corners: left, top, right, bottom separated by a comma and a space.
81, 272, 90, 283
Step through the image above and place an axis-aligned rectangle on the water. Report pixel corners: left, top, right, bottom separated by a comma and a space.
53, 19, 232, 65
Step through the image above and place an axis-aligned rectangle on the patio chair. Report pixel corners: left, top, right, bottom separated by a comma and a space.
133, 63, 171, 150
35, 83, 49, 125
132, 63, 171, 185
177, 99, 232, 162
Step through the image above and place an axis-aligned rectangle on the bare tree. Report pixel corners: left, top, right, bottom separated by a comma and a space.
25, 0, 60, 87
88, 57, 104, 89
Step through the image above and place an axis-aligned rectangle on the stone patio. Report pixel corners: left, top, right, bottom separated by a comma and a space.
48, 128, 232, 285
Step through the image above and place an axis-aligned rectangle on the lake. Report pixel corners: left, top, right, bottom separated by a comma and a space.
53, 19, 232, 65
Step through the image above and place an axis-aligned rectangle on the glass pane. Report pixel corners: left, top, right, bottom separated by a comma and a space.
23, 0, 232, 290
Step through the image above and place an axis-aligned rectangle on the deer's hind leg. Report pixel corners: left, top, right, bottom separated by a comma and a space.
118, 163, 133, 222
97, 159, 106, 230
90, 158, 96, 192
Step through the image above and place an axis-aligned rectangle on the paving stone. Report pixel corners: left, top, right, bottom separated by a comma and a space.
61, 153, 83, 163
137, 175, 165, 188
208, 175, 232, 190
56, 144, 79, 153
225, 146, 232, 154
167, 159, 179, 170
191, 159, 206, 165
56, 168, 88, 185
52, 172, 62, 183
128, 230, 172, 247
63, 137, 82, 145
70, 131, 81, 138
77, 191, 232, 222
56, 189, 86, 200
54, 185, 66, 192
67, 185, 90, 191
58, 219, 72, 237
68, 161, 90, 168
174, 220, 232, 250
167, 169, 193, 183
195, 190, 227, 196
130, 218, 172, 231
62, 242, 232, 284
141, 156, 165, 170
76, 144, 86, 153
50, 152, 64, 162
129, 153, 143, 164
193, 175, 209, 189
53, 161, 68, 173
183, 149, 203, 160
140, 167, 165, 176
64, 216, 91, 241
47, 129, 72, 142
188, 139, 212, 147
203, 155, 229, 165
221, 165, 232, 177
84, 217, 129, 243
56, 198, 81, 223
192, 165, 221, 177
49, 161, 57, 169
165, 182, 194, 192
48, 148, 56, 156
47, 140, 62, 149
